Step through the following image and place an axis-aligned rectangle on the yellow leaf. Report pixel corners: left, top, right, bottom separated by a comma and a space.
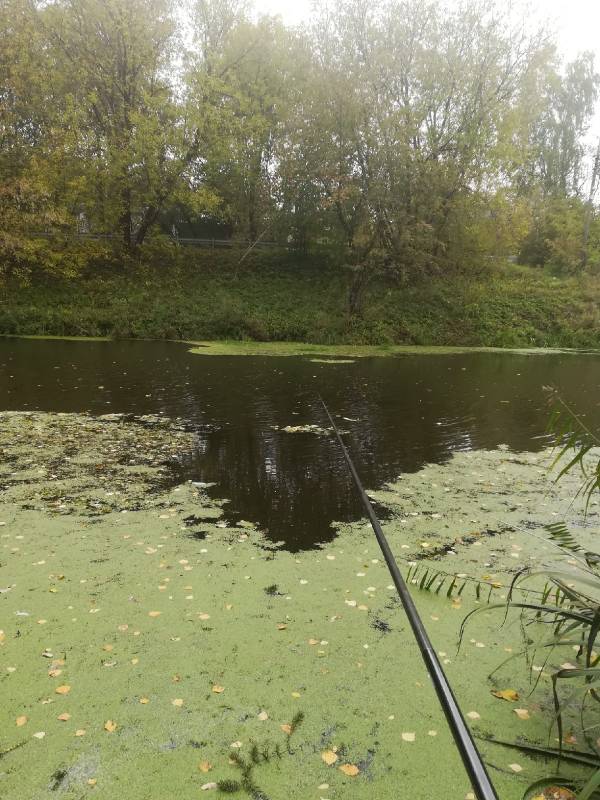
88, 779, 97, 786
172, 698, 184, 707
16, 715, 28, 727
48, 669, 62, 678
0, 630, 5, 644
198, 761, 212, 773
148, 611, 161, 617
308, 638, 319, 645
212, 685, 224, 694
75, 729, 86, 736
339, 764, 360, 777
104, 720, 117, 732
277, 624, 287, 630
57, 713, 71, 722
55, 685, 71, 695
321, 750, 338, 765
491, 689, 519, 702
281, 724, 292, 735
513, 708, 530, 720
139, 697, 149, 704
102, 644, 113, 652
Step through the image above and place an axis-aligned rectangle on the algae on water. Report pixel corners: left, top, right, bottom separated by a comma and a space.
1, 412, 598, 799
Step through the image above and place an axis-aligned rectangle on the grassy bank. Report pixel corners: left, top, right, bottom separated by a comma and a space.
2, 254, 600, 347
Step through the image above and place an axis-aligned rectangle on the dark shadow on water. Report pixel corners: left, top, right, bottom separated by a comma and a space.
1, 339, 599, 550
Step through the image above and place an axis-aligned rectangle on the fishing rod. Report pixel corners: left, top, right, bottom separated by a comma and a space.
320, 398, 499, 800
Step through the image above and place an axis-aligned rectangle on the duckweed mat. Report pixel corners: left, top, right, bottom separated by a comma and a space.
1, 412, 598, 799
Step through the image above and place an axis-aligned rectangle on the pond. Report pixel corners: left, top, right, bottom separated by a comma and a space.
2, 339, 599, 549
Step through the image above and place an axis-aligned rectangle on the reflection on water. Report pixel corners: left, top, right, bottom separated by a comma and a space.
1, 340, 599, 550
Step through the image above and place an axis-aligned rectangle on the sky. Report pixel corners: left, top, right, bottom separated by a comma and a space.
254, 0, 600, 65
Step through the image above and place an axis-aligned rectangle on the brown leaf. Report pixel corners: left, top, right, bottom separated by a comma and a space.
491, 689, 519, 702
55, 685, 71, 695
280, 724, 292, 735
198, 761, 212, 773
16, 715, 28, 727
57, 713, 71, 722
148, 611, 161, 618
339, 764, 360, 777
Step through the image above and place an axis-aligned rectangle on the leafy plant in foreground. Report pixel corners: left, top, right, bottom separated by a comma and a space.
468, 390, 600, 799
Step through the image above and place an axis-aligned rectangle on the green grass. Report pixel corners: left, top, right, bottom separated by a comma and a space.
2, 255, 599, 348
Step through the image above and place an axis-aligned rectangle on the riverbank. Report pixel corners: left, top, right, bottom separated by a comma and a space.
1, 411, 597, 799
2, 257, 599, 348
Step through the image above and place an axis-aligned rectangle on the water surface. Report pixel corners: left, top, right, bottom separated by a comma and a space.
1, 339, 598, 549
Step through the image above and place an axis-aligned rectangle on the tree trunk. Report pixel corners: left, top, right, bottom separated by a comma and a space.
581, 137, 600, 269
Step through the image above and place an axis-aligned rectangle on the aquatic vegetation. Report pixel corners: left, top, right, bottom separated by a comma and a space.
1, 411, 598, 799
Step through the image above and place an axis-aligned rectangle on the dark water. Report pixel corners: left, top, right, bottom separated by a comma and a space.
1, 339, 599, 550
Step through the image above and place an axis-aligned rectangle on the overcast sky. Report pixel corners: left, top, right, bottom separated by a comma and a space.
254, 0, 600, 65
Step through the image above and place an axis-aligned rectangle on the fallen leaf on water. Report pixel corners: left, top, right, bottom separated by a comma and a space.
281, 723, 292, 735
16, 715, 28, 727
57, 713, 71, 722
104, 720, 117, 732
55, 685, 71, 695
514, 708, 530, 720
339, 764, 360, 777
321, 750, 338, 765
198, 761, 212, 773
492, 689, 519, 702
531, 788, 576, 800
212, 685, 224, 694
